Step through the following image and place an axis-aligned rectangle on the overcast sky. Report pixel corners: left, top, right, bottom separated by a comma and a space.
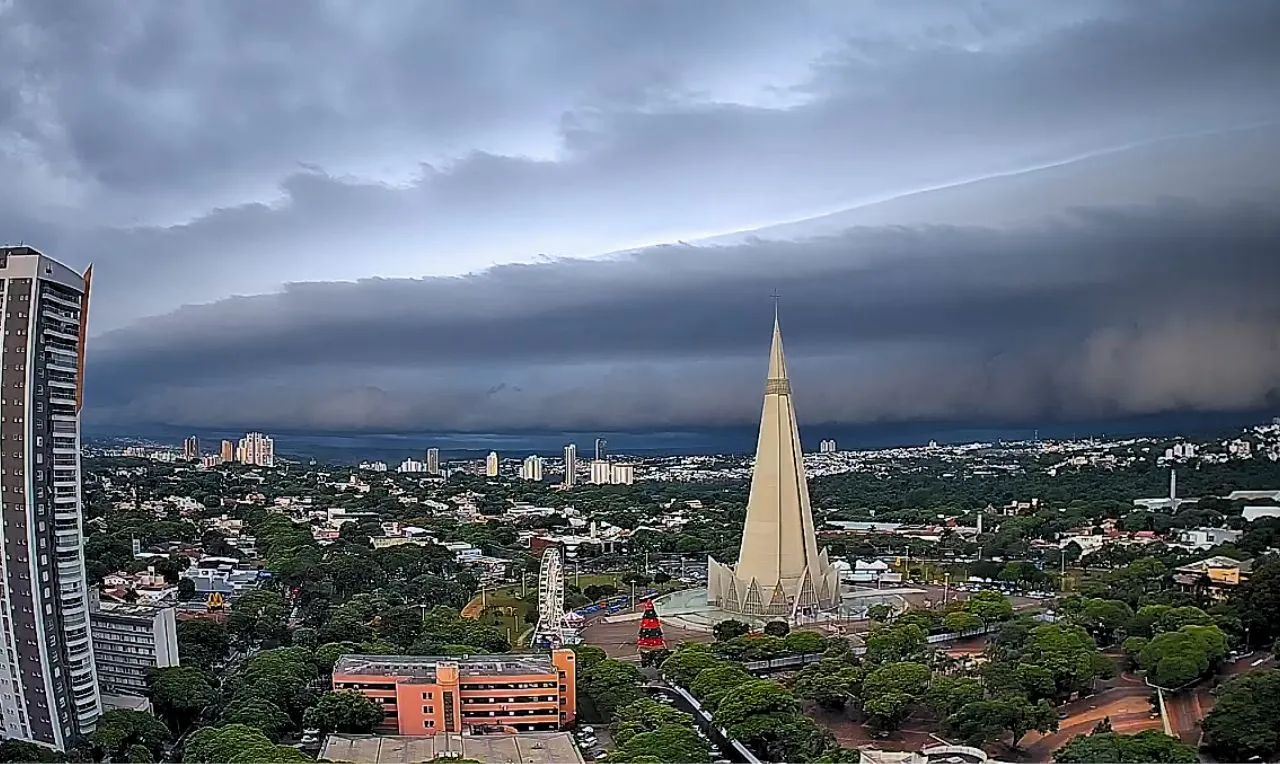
3, 0, 1279, 432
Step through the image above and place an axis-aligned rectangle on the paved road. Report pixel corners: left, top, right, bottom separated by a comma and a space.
1164, 652, 1276, 745
1020, 672, 1160, 762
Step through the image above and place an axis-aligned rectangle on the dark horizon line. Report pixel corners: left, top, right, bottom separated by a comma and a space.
81, 408, 1280, 455
82, 407, 1280, 439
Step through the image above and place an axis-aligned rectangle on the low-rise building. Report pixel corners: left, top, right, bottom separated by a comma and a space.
331, 651, 577, 736
1242, 505, 1280, 522
1173, 555, 1253, 600
1177, 527, 1243, 551
89, 600, 179, 696
180, 556, 262, 599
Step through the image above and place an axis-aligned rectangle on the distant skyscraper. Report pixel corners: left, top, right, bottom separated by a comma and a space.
236, 432, 275, 467
611, 464, 635, 486
182, 435, 199, 461
708, 311, 840, 621
485, 451, 499, 478
425, 448, 441, 475
818, 439, 837, 454
595, 438, 608, 461
520, 455, 544, 481
220, 439, 234, 462
563, 444, 577, 486
0, 246, 101, 747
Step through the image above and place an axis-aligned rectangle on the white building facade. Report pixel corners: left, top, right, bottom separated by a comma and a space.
89, 601, 179, 696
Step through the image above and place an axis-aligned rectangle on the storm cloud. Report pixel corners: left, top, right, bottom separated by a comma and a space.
2, 1, 1279, 432
84, 194, 1280, 431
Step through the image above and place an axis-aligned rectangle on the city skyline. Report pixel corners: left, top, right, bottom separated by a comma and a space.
4, 2, 1280, 436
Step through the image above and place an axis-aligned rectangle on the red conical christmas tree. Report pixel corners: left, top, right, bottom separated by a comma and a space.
637, 601, 666, 649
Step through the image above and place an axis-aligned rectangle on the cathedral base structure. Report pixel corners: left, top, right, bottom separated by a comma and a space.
707, 554, 841, 622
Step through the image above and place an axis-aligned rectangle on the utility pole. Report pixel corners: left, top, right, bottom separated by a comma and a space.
943, 572, 950, 606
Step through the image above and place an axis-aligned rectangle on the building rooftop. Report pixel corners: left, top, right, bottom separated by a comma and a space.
321, 732, 583, 764
333, 653, 558, 679
1176, 555, 1253, 574
94, 601, 170, 618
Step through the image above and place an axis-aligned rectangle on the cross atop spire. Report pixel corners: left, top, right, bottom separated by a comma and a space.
770, 289, 781, 325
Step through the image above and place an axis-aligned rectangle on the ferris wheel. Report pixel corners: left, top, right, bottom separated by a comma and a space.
531, 546, 567, 648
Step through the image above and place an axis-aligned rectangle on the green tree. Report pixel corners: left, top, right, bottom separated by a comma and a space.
794, 658, 865, 710
660, 646, 724, 687
924, 676, 985, 717
714, 680, 828, 761
1232, 557, 1280, 646
0, 740, 64, 763
315, 641, 361, 673
1007, 624, 1112, 702
579, 658, 644, 719
783, 629, 828, 655
942, 611, 983, 633
221, 699, 293, 741
965, 591, 1014, 622
184, 724, 309, 763
763, 620, 790, 637
945, 698, 1057, 748
1071, 598, 1134, 646
611, 699, 693, 746
302, 691, 384, 734
225, 588, 290, 647
87, 710, 173, 762
148, 666, 218, 732
606, 725, 709, 763
177, 618, 231, 670
1201, 669, 1280, 762
1054, 730, 1198, 763
689, 663, 754, 710
713, 619, 752, 641
863, 623, 927, 664
223, 647, 319, 722
861, 662, 930, 729
1138, 625, 1228, 689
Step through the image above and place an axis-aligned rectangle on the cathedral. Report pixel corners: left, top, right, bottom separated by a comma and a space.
707, 312, 841, 621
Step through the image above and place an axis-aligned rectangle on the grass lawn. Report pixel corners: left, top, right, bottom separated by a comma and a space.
475, 594, 532, 646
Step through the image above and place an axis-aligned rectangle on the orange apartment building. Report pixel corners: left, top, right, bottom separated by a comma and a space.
331, 651, 577, 736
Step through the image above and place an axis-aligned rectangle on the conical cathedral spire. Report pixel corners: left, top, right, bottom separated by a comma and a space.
767, 311, 789, 384
707, 310, 840, 620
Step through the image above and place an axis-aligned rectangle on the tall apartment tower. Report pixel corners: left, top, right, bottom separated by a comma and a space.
589, 460, 611, 485
425, 448, 441, 475
236, 432, 274, 467
520, 455, 544, 481
0, 246, 101, 748
594, 438, 608, 461
182, 435, 199, 461
220, 439, 234, 463
484, 451, 499, 478
562, 444, 577, 487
